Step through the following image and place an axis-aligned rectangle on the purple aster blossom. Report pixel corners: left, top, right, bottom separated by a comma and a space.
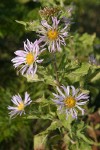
11, 39, 44, 76
52, 85, 89, 119
38, 17, 69, 52
8, 92, 32, 118
89, 54, 99, 65
60, 17, 73, 25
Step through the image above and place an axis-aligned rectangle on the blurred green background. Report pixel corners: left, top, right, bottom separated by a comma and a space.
0, 0, 100, 149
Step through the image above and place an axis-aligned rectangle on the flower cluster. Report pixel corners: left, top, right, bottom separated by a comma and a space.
8, 7, 89, 120
12, 15, 70, 76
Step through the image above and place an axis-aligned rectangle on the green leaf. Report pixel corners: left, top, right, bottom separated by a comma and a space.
79, 141, 91, 150
57, 112, 73, 131
42, 120, 62, 133
23, 74, 44, 82
77, 132, 100, 146
15, 20, 40, 31
69, 140, 91, 150
72, 63, 90, 75
65, 62, 90, 83
34, 134, 47, 150
91, 72, 100, 83
15, 20, 27, 26
79, 33, 96, 47
37, 66, 57, 86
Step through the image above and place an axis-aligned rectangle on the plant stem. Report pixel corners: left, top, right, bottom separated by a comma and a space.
52, 53, 60, 86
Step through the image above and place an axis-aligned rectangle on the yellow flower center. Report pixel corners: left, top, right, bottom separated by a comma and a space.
47, 30, 58, 40
64, 96, 76, 108
26, 53, 34, 65
18, 102, 24, 111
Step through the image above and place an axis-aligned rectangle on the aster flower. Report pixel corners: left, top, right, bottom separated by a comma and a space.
38, 17, 69, 52
89, 54, 98, 65
52, 85, 89, 119
11, 39, 44, 75
8, 92, 32, 118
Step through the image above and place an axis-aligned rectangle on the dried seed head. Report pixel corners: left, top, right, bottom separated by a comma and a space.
39, 7, 60, 17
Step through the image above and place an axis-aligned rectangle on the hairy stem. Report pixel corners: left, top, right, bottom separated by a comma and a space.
52, 53, 60, 86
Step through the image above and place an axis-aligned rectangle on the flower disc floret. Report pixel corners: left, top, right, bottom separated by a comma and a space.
64, 96, 76, 108
26, 53, 34, 65
47, 30, 58, 40
17, 102, 24, 111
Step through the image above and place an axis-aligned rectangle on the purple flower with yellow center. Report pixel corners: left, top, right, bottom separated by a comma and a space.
11, 39, 43, 75
53, 85, 89, 119
38, 17, 69, 52
8, 92, 32, 118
